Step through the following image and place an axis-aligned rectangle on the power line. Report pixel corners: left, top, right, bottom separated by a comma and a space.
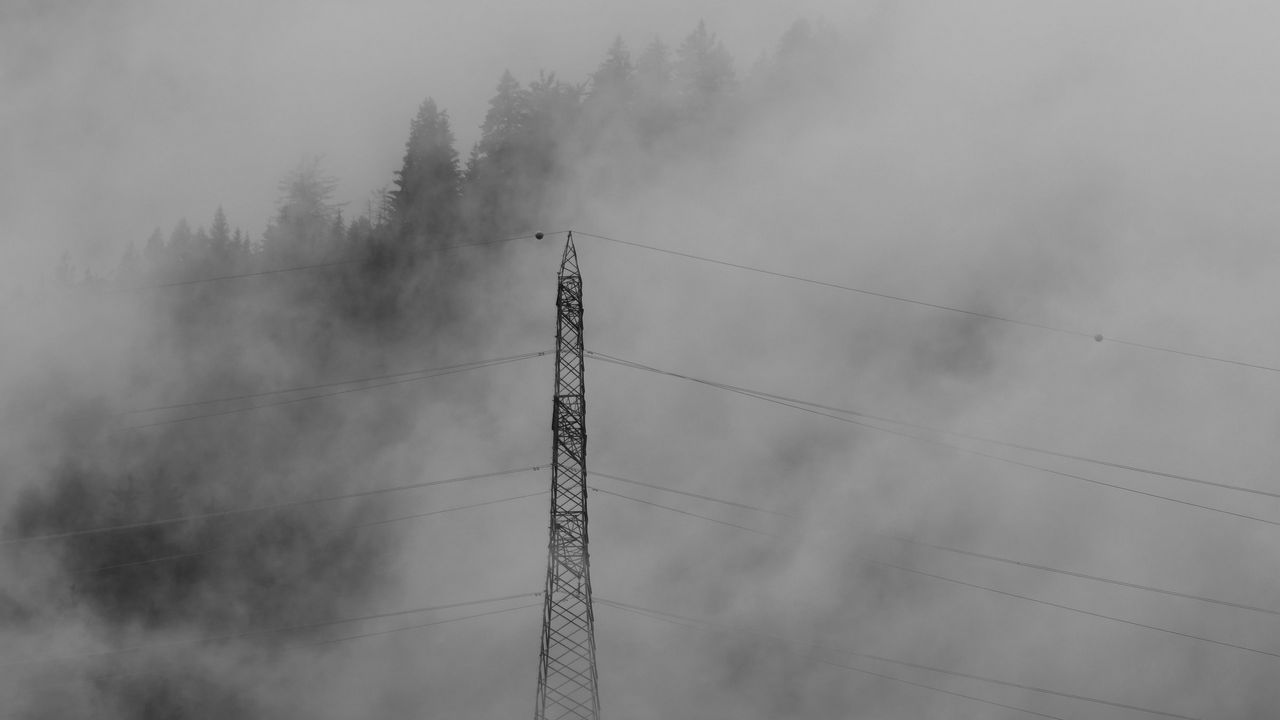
588, 486, 781, 537
574, 232, 1090, 337
683, 374, 1280, 503
589, 351, 1279, 501
886, 535, 1280, 618
596, 599, 1070, 720
0, 602, 542, 711
4, 591, 541, 668
589, 471, 794, 518
3, 465, 542, 545
127, 231, 565, 292
871, 558, 1280, 661
120, 353, 546, 417
597, 598, 1197, 720
140, 258, 359, 290
360, 490, 548, 528
575, 230, 1280, 376
122, 351, 548, 430
599, 468, 1280, 667
304, 600, 543, 648
86, 489, 549, 575
593, 467, 1280, 623
595, 467, 1280, 617
589, 351, 1280, 530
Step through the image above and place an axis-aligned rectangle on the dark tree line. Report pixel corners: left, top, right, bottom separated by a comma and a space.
81, 19, 840, 306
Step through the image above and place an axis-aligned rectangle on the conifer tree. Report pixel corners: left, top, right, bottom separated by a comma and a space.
675, 21, 736, 113
192, 225, 211, 273
168, 219, 194, 278
525, 71, 582, 170
168, 219, 193, 255
392, 98, 461, 247
143, 227, 166, 277
464, 71, 531, 237
209, 205, 232, 270
115, 241, 140, 287
262, 158, 340, 266
582, 36, 636, 144
637, 37, 673, 86
588, 36, 635, 105
635, 37, 678, 140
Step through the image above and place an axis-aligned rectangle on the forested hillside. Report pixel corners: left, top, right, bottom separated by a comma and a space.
6, 20, 840, 719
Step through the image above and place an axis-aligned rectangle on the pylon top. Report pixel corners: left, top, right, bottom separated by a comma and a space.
559, 231, 580, 280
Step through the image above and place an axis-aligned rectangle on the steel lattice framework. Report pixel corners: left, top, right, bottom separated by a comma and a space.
535, 232, 601, 720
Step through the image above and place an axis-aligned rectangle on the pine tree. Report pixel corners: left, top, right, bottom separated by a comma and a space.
392, 98, 461, 247
262, 158, 341, 266
192, 225, 211, 274
525, 71, 582, 171
168, 219, 194, 277
479, 71, 529, 153
582, 36, 636, 145
143, 227, 166, 277
115, 241, 140, 288
464, 71, 531, 238
231, 227, 250, 272
208, 206, 233, 273
675, 21, 736, 113
635, 37, 678, 140
169, 219, 193, 255
637, 37, 673, 87
772, 19, 842, 95
588, 36, 635, 105
345, 215, 373, 247
464, 71, 580, 234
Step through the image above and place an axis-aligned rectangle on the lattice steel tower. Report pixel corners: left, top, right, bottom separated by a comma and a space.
534, 232, 601, 720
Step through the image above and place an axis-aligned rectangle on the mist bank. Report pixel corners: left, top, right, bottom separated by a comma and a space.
7, 4, 1280, 718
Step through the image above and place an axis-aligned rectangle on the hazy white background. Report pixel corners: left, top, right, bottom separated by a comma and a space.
7, 1, 1280, 718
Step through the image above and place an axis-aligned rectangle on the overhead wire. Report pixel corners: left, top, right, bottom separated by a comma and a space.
0, 601, 542, 711
597, 597, 1197, 720
122, 351, 548, 430
592, 470, 1280, 619
359, 489, 547, 528
119, 352, 547, 417
589, 351, 1280, 529
588, 470, 794, 518
687, 375, 1280, 503
596, 599, 1070, 720
575, 230, 1280, 376
2, 465, 542, 546
886, 535, 1280, 618
3, 591, 541, 668
868, 558, 1280, 661
26, 226, 1264, 713
588, 486, 781, 537
303, 600, 542, 649
139, 258, 359, 290
126, 230, 566, 292
86, 489, 549, 575
599, 469, 1280, 664
588, 350, 1279, 501
574, 231, 1090, 337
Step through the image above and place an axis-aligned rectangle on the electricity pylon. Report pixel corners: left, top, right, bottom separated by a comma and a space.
534, 232, 601, 720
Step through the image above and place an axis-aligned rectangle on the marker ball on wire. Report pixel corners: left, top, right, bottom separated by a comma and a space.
1095, 334, 1103, 342
535, 232, 544, 240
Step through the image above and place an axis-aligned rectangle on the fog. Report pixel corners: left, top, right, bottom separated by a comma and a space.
5, 1, 1280, 718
